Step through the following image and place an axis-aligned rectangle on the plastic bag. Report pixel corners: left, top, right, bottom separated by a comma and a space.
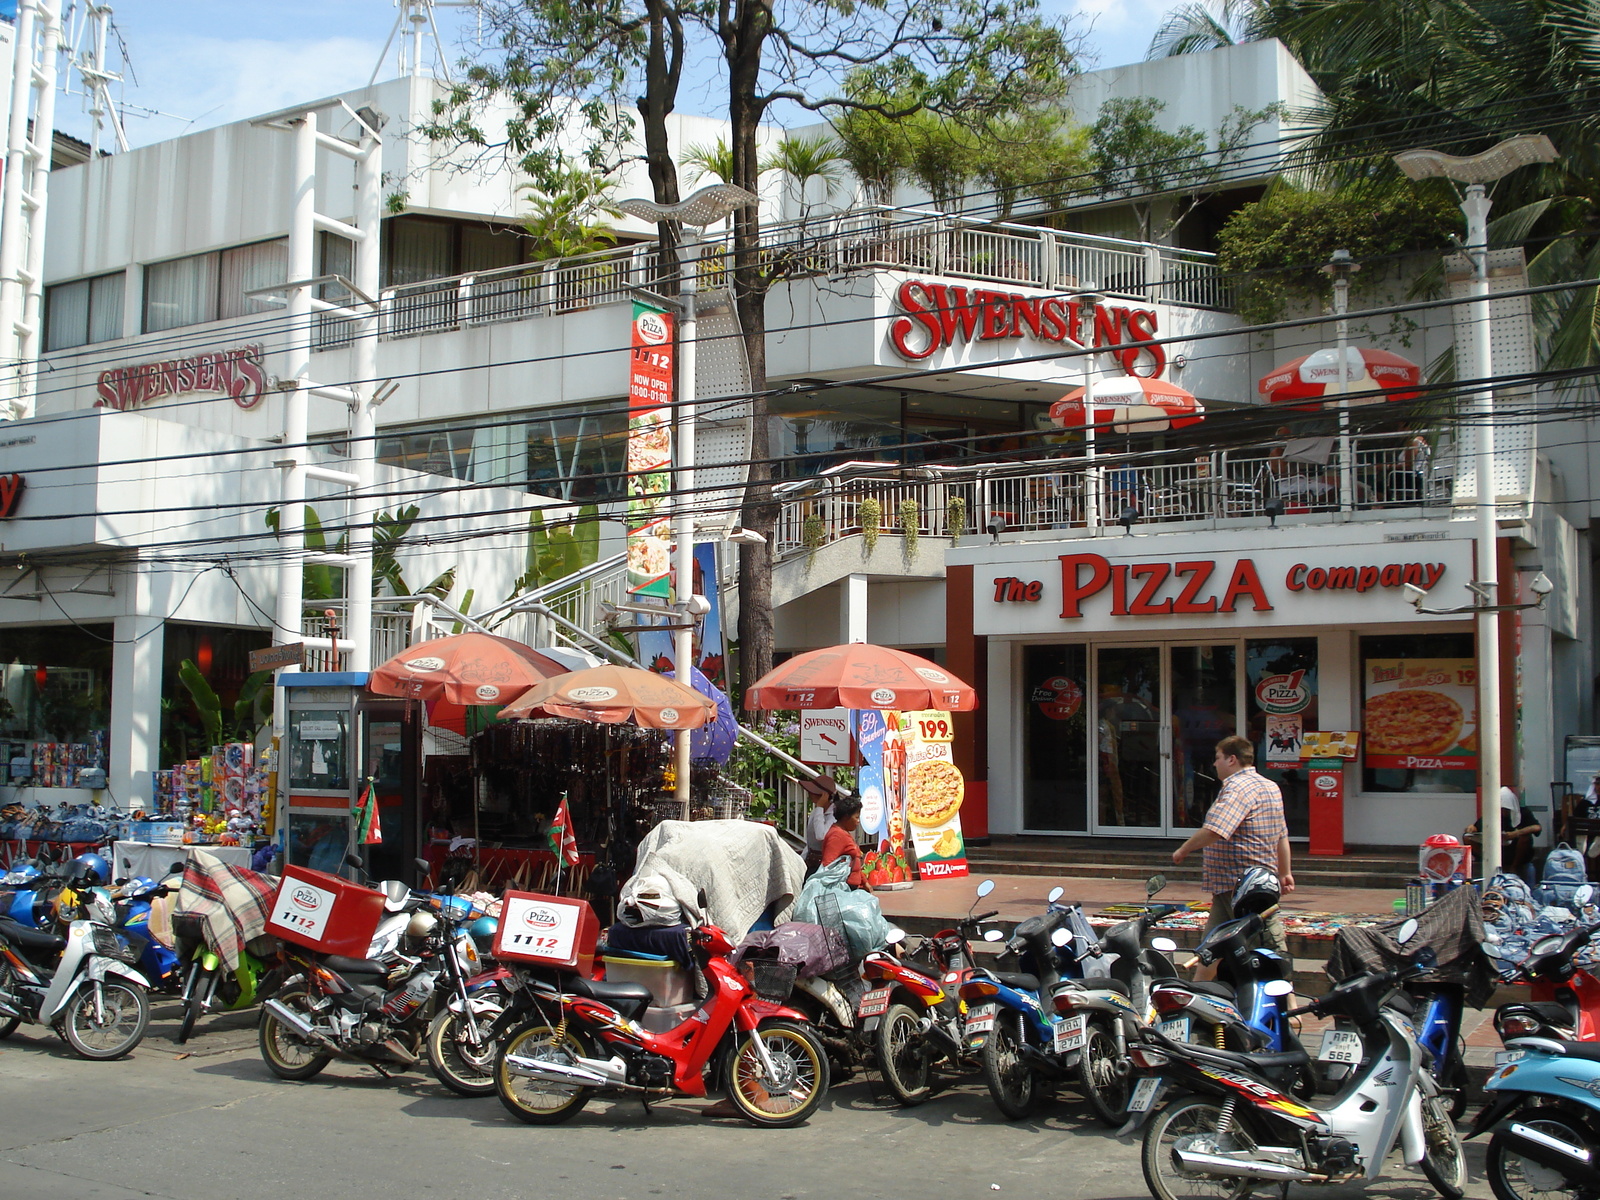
791, 858, 890, 960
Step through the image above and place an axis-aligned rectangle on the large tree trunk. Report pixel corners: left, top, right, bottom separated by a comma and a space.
640, 0, 684, 284
726, 1, 776, 704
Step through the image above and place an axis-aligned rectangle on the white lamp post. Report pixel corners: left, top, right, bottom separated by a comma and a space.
617, 184, 758, 817
1395, 133, 1557, 884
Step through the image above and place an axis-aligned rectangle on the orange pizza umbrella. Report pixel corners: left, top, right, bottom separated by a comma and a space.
499, 664, 717, 730
367, 633, 572, 732
743, 643, 977, 712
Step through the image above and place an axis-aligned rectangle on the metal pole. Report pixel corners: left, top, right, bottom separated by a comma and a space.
346, 119, 383, 671
673, 243, 699, 820
1333, 263, 1355, 513
1464, 182, 1502, 884
274, 112, 317, 659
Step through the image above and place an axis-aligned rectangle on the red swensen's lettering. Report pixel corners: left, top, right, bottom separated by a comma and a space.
96, 345, 268, 412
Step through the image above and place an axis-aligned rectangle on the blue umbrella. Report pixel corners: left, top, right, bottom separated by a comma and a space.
669, 665, 738, 764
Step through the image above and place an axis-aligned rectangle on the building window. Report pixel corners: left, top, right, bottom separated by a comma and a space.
1022, 644, 1089, 831
1245, 638, 1316, 838
44, 271, 125, 350
143, 238, 288, 332
1360, 632, 1477, 793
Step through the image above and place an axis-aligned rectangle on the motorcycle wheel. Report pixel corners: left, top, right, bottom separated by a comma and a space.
1441, 1052, 1471, 1122
60, 980, 150, 1060
1485, 1105, 1591, 1200
258, 986, 331, 1081
876, 1002, 934, 1106
495, 1021, 594, 1125
726, 1019, 830, 1128
427, 1003, 503, 1097
1141, 1095, 1259, 1200
176, 962, 209, 1045
1419, 1092, 1467, 1200
0, 962, 21, 1039
980, 1009, 1038, 1120
1077, 1018, 1130, 1127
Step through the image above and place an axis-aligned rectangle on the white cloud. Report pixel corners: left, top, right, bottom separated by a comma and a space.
1042, 0, 1177, 70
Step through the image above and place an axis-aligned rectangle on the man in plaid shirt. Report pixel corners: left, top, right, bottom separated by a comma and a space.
1172, 735, 1294, 970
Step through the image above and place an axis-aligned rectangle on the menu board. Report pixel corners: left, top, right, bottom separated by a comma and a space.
901, 709, 968, 880
1363, 659, 1478, 770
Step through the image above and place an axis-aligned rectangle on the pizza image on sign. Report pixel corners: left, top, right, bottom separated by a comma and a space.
907, 759, 965, 827
1364, 689, 1463, 756
1363, 659, 1476, 770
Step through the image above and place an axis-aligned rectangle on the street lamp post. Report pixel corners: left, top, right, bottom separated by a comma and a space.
617, 184, 758, 818
1395, 133, 1557, 885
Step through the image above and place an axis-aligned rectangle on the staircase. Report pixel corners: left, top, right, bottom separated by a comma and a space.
966, 836, 1416, 892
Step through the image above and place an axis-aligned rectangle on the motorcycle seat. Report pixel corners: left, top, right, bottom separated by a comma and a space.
1078, 976, 1131, 998
570, 975, 653, 1020
990, 971, 1041, 993
1506, 1001, 1576, 1027
1537, 1039, 1600, 1064
0, 917, 65, 954
1184, 981, 1237, 1000
1164, 1034, 1308, 1074
323, 954, 390, 977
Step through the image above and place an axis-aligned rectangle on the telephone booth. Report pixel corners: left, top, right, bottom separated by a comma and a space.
279, 674, 423, 885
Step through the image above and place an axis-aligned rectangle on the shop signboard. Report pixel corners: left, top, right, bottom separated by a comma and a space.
249, 642, 306, 673
901, 709, 968, 880
1306, 757, 1346, 856
95, 344, 268, 412
1362, 660, 1478, 771
626, 302, 675, 598
799, 708, 854, 765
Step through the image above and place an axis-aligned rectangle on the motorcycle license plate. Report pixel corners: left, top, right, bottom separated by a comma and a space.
1128, 1076, 1165, 1113
1159, 1017, 1190, 1042
1052, 1013, 1087, 1054
857, 987, 893, 1019
1495, 1049, 1526, 1067
965, 1004, 996, 1043
1318, 1029, 1362, 1064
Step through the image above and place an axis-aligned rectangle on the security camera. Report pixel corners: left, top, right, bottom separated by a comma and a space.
986, 517, 1005, 544
726, 525, 766, 545
1402, 582, 1428, 609
1529, 570, 1553, 597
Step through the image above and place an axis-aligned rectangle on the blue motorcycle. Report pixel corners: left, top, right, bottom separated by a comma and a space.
1470, 1034, 1600, 1200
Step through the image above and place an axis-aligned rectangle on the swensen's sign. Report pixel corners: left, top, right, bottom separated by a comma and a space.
96, 345, 268, 412
887, 280, 1166, 376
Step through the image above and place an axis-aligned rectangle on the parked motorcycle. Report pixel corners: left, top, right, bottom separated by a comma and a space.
1124, 920, 1465, 1200
0, 885, 155, 1059
422, 892, 506, 1096
110, 861, 186, 995
172, 912, 280, 1044
1469, 1033, 1600, 1200
494, 921, 830, 1127
1487, 907, 1600, 1045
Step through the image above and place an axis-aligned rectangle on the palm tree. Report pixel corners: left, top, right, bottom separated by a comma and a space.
761, 133, 845, 216
1147, 0, 1267, 58
682, 138, 736, 185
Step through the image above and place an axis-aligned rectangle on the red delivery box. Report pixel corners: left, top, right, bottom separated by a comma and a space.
265, 864, 386, 956
493, 891, 599, 975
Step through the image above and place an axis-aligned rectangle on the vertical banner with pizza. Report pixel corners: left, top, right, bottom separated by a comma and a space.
902, 709, 968, 879
1362, 659, 1478, 770
626, 301, 675, 598
856, 709, 913, 888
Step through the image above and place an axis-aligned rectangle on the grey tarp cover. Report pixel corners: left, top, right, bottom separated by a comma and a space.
734, 922, 851, 978
1324, 884, 1495, 1009
628, 820, 804, 943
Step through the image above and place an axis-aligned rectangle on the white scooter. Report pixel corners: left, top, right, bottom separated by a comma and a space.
0, 886, 154, 1059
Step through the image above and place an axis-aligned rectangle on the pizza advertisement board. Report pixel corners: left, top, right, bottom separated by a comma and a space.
902, 709, 968, 879
856, 710, 913, 887
1362, 658, 1478, 771
626, 301, 675, 598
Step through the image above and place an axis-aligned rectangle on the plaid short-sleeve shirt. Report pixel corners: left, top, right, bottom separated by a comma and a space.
1200, 767, 1287, 895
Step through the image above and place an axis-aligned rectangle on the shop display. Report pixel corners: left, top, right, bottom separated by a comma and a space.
1362, 658, 1477, 769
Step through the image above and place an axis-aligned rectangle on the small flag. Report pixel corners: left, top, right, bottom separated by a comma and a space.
354, 779, 383, 845
547, 796, 579, 866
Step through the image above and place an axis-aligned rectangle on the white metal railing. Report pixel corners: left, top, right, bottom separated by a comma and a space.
774, 432, 1457, 557
367, 207, 1233, 343
300, 606, 412, 672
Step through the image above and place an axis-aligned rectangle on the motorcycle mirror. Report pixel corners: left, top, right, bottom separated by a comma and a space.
413, 857, 431, 882
1484, 942, 1506, 959
976, 879, 996, 900
1147, 873, 1167, 897
345, 852, 364, 870
1051, 928, 1072, 947
1047, 886, 1064, 904
984, 928, 1004, 942
168, 862, 185, 876
1263, 979, 1294, 997
1150, 937, 1178, 953
1395, 917, 1419, 945
885, 926, 907, 945
121, 857, 132, 869
1578, 884, 1596, 907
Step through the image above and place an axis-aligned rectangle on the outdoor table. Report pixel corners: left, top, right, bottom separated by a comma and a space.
113, 840, 251, 879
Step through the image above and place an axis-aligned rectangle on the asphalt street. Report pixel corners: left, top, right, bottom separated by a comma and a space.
0, 1001, 1497, 1200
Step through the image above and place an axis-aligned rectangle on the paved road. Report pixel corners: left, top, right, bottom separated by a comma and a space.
0, 1001, 1496, 1200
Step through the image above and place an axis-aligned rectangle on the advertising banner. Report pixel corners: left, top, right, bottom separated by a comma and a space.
1362, 659, 1478, 770
901, 709, 968, 879
626, 302, 675, 598
856, 709, 913, 886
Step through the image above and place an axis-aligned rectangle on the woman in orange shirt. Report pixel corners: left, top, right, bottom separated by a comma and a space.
820, 795, 868, 890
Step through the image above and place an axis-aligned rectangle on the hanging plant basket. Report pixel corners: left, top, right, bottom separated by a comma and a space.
946, 494, 966, 545
899, 498, 919, 558
858, 498, 881, 554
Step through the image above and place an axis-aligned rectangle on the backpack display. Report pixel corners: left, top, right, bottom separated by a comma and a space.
1537, 842, 1588, 908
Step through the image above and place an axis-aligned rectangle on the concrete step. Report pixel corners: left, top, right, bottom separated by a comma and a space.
963, 855, 1409, 891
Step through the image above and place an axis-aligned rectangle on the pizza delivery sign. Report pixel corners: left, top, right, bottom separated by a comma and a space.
901, 711, 968, 880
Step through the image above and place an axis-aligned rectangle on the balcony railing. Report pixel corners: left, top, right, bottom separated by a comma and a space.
774, 432, 1456, 558
354, 207, 1232, 345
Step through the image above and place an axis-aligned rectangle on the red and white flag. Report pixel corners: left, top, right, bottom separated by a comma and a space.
547, 797, 579, 866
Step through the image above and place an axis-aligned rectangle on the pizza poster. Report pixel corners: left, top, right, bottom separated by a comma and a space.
626, 301, 675, 598
855, 710, 913, 887
901, 709, 968, 880
1363, 659, 1478, 770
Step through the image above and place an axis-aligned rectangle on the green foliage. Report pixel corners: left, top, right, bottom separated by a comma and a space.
1147, 0, 1265, 58
899, 498, 919, 558
683, 139, 735, 185
178, 662, 275, 750
858, 497, 882, 554
233, 671, 274, 738
946, 494, 966, 544
1215, 184, 1460, 324
724, 722, 801, 820
521, 169, 622, 261
801, 512, 827, 553
831, 103, 906, 203
178, 660, 223, 750
763, 133, 846, 210
264, 505, 344, 601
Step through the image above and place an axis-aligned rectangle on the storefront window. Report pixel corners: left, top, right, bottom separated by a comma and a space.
0, 626, 113, 754
1245, 638, 1316, 838
1171, 645, 1237, 829
1359, 633, 1477, 794
1022, 645, 1088, 831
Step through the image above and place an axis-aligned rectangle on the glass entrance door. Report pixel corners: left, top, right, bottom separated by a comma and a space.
1092, 643, 1238, 836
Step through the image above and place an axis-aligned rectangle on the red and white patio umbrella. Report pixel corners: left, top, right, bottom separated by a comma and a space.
1258, 346, 1422, 408
1050, 376, 1205, 434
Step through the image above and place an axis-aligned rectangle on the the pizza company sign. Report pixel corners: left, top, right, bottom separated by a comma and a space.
988, 552, 1449, 620
887, 280, 1167, 376
96, 344, 268, 412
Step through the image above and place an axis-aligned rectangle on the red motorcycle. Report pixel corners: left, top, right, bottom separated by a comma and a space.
493, 923, 830, 1127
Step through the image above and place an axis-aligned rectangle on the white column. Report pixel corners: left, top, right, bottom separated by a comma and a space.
108, 614, 163, 812
841, 573, 869, 644
345, 124, 382, 671
672, 245, 700, 818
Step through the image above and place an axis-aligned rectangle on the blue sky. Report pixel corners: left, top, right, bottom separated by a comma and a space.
67, 0, 1173, 150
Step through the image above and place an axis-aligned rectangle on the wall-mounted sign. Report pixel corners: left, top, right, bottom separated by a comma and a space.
799, 708, 854, 765
0, 472, 23, 518
249, 643, 306, 673
886, 280, 1166, 376
95, 344, 268, 412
